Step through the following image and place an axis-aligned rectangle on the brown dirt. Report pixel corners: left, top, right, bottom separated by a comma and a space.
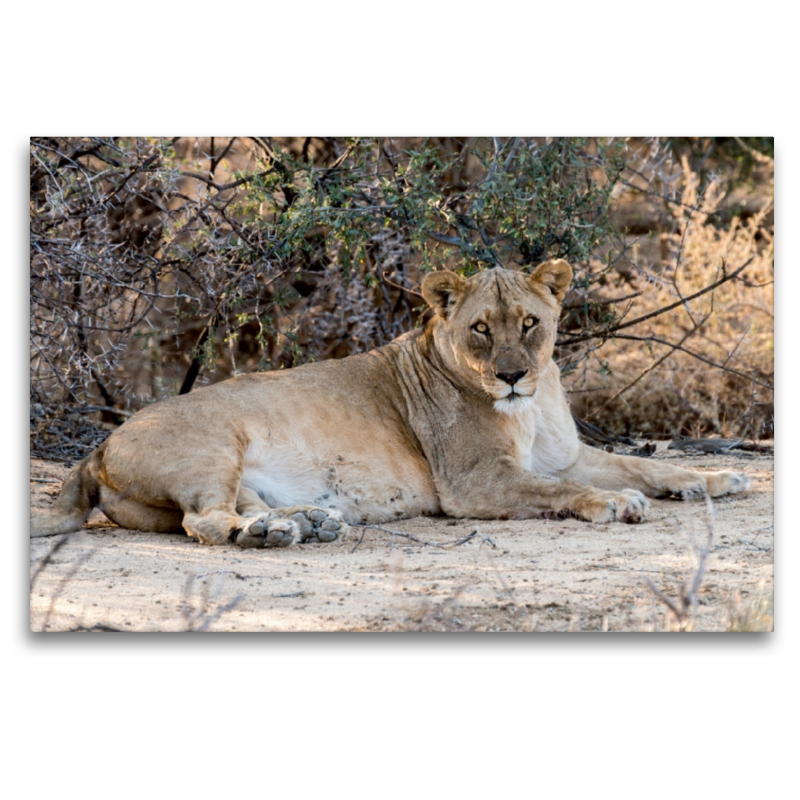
29, 444, 773, 632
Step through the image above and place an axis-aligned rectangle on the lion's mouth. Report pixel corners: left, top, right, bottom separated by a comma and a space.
500, 387, 535, 401
493, 391, 536, 415
482, 376, 537, 404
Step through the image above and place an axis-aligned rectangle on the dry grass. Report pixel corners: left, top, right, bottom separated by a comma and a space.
566, 156, 773, 439
726, 586, 774, 632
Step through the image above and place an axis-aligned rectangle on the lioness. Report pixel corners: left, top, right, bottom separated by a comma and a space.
32, 260, 750, 548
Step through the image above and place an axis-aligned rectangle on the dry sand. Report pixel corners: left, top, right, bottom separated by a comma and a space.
29, 444, 773, 632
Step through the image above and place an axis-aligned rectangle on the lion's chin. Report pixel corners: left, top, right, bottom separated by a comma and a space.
492, 393, 535, 415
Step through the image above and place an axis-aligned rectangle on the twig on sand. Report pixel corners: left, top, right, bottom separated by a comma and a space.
30, 533, 73, 588
181, 574, 244, 632
644, 494, 716, 631
738, 538, 772, 553
349, 523, 496, 553
349, 527, 368, 553
40, 539, 98, 631
195, 568, 249, 580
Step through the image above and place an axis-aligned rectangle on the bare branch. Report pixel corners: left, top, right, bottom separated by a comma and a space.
350, 523, 484, 551
605, 333, 772, 390
559, 257, 755, 346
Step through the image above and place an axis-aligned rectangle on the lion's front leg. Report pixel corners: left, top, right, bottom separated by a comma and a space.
440, 460, 650, 524
560, 442, 750, 499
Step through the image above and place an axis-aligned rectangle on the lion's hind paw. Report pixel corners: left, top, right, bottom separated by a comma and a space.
231, 506, 350, 549
288, 507, 350, 544
233, 515, 299, 548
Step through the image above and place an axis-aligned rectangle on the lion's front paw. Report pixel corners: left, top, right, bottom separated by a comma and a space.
705, 471, 751, 498
571, 488, 649, 524
660, 471, 750, 500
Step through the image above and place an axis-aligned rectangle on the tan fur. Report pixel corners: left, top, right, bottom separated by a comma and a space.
31, 260, 750, 548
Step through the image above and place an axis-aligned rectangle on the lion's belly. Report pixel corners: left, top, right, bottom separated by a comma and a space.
239, 438, 440, 524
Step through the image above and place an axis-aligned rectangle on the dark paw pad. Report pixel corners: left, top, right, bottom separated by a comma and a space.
289, 508, 348, 544
236, 516, 297, 548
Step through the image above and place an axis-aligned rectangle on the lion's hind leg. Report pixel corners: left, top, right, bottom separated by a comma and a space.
99, 491, 184, 532
182, 486, 349, 549
182, 505, 298, 549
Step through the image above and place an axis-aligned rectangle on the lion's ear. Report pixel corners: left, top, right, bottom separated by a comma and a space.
421, 270, 467, 318
529, 259, 573, 303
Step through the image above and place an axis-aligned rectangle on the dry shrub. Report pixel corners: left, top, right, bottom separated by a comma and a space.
566, 157, 773, 439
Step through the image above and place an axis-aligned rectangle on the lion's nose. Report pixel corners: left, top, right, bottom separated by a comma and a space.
496, 370, 527, 386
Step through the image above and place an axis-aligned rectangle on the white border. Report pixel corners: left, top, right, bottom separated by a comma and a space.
7, 2, 794, 796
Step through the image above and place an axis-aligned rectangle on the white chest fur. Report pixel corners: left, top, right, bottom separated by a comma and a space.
497, 392, 580, 475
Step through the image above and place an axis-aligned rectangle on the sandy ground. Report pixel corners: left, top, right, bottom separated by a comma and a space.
29, 444, 773, 632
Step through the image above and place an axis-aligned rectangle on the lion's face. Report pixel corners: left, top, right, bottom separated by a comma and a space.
421, 261, 572, 411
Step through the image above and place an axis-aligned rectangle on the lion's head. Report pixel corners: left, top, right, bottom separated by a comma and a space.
421, 260, 572, 412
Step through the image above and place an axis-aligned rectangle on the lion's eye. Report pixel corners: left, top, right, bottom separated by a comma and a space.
523, 316, 538, 330
473, 322, 489, 335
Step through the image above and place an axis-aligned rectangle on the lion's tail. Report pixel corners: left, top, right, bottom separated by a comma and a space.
31, 444, 106, 538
